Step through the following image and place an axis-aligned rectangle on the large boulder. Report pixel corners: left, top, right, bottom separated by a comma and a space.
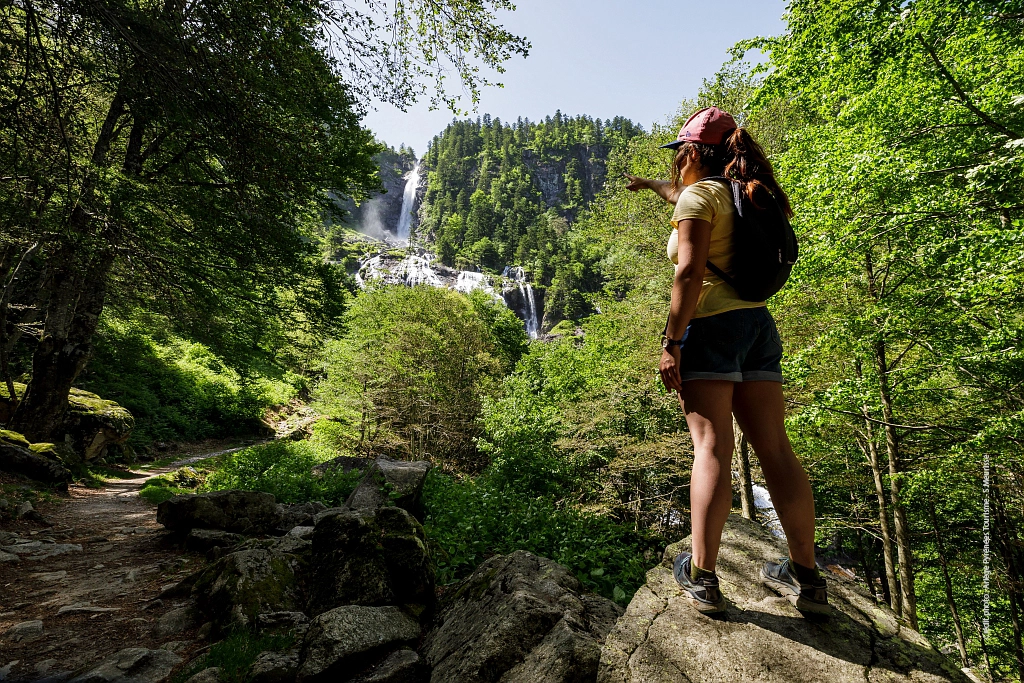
598, 514, 971, 683
297, 605, 421, 682
422, 550, 623, 683
307, 506, 434, 616
191, 548, 304, 631
0, 430, 72, 488
157, 490, 283, 534
345, 458, 431, 516
2, 383, 134, 461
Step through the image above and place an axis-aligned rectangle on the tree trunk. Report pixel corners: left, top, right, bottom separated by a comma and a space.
992, 480, 1024, 682
9, 246, 115, 441
854, 362, 900, 615
874, 336, 917, 627
864, 251, 917, 627
929, 499, 968, 667
7, 89, 127, 441
733, 415, 755, 520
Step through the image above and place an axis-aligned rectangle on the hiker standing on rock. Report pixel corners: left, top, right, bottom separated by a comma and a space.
625, 106, 829, 615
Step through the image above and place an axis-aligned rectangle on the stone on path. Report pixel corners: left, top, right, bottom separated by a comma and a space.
68, 648, 181, 683
5, 620, 43, 643
422, 550, 623, 683
351, 648, 428, 683
1, 540, 82, 560
597, 514, 971, 683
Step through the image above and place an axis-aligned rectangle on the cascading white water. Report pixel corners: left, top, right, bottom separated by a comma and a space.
397, 254, 441, 287
455, 271, 494, 295
502, 266, 539, 339
396, 161, 421, 241
751, 483, 786, 539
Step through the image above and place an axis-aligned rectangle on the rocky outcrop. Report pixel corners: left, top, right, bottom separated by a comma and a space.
422, 550, 623, 683
345, 457, 431, 517
191, 548, 305, 631
157, 490, 282, 534
0, 429, 72, 488
306, 505, 434, 615
598, 514, 970, 683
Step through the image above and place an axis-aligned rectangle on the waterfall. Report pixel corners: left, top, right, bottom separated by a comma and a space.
751, 483, 786, 539
396, 161, 421, 241
502, 266, 540, 339
455, 271, 494, 296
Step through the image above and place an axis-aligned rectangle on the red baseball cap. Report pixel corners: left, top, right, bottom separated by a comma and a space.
660, 106, 737, 149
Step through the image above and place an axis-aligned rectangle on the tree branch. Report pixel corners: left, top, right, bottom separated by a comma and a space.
917, 36, 1022, 140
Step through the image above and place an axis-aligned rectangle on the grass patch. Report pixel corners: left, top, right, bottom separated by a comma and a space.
171, 630, 294, 683
422, 470, 663, 605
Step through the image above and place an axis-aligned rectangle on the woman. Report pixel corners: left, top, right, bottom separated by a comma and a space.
625, 106, 829, 615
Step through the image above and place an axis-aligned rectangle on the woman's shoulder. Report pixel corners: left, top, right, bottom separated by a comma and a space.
674, 179, 730, 216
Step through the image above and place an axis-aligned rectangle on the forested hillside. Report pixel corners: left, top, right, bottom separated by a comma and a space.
416, 114, 643, 326
1, 1, 1021, 681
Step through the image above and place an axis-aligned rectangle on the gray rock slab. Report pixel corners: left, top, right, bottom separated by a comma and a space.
154, 606, 195, 637
157, 490, 282, 534
185, 529, 243, 552
0, 549, 19, 563
352, 648, 427, 683
2, 541, 82, 560
249, 649, 300, 683
297, 605, 421, 681
307, 507, 434, 615
183, 668, 222, 683
597, 514, 972, 683
344, 458, 431, 516
422, 550, 622, 683
5, 619, 43, 643
69, 648, 182, 683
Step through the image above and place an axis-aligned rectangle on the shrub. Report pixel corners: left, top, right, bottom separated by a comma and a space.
171, 630, 294, 683
202, 440, 363, 505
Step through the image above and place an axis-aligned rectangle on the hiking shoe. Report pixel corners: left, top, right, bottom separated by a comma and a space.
759, 557, 831, 614
673, 551, 727, 614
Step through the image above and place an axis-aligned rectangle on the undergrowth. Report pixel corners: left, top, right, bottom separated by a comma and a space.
170, 630, 295, 683
421, 470, 663, 605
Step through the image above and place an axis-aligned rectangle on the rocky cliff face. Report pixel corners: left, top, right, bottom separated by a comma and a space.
599, 514, 970, 683
339, 149, 420, 240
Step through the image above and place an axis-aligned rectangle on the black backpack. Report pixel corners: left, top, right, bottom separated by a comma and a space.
703, 177, 798, 301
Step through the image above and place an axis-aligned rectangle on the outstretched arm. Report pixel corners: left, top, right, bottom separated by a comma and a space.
624, 173, 681, 205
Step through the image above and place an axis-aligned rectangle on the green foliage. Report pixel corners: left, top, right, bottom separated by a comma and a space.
78, 315, 297, 444
422, 470, 662, 604
202, 441, 364, 506
316, 286, 512, 471
170, 630, 295, 683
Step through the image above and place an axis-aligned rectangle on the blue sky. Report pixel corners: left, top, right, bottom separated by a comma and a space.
361, 0, 788, 156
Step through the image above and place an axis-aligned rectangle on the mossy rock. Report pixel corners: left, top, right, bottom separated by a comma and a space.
191, 548, 305, 633
1, 382, 133, 461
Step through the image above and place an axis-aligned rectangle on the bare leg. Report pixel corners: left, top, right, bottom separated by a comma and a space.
732, 381, 816, 568
678, 380, 735, 571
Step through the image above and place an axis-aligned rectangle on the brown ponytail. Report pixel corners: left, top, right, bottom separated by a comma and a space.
669, 127, 793, 219
722, 127, 793, 218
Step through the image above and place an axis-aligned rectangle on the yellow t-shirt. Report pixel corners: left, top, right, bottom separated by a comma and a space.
667, 179, 766, 318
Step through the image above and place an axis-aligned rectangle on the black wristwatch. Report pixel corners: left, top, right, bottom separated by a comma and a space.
662, 335, 683, 350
